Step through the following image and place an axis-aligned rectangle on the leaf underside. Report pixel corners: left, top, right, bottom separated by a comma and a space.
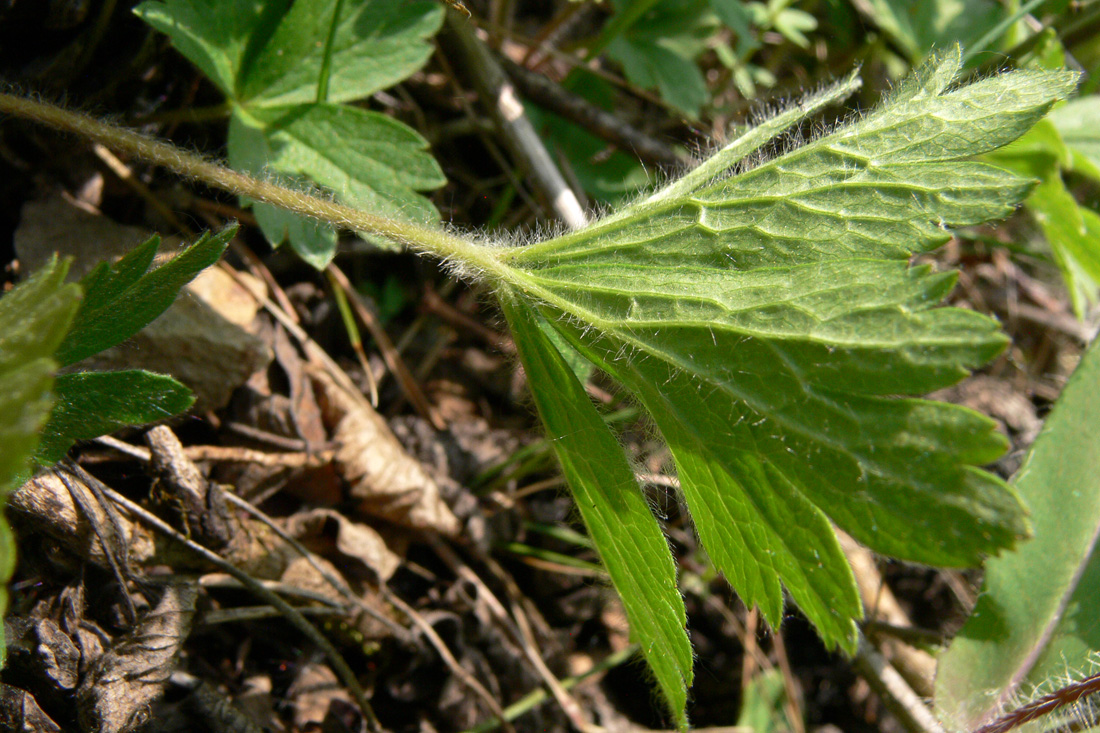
494, 47, 1077, 721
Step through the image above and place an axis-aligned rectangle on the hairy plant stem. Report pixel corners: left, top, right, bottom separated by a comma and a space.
0, 93, 509, 282
974, 671, 1100, 733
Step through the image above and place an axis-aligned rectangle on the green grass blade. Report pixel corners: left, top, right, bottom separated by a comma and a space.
500, 291, 692, 728
935, 335, 1100, 731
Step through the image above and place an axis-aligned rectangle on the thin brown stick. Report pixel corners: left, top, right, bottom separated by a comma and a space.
500, 56, 685, 171
852, 636, 945, 733
430, 537, 594, 732
442, 10, 587, 229
94, 435, 333, 468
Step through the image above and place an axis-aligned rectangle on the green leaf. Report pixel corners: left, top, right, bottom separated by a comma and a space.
487, 48, 1077, 652
235, 0, 443, 106
133, 0, 272, 97
773, 8, 817, 48
935, 333, 1100, 732
228, 102, 444, 266
1049, 95, 1100, 182
249, 103, 444, 223
501, 292, 691, 727
0, 259, 81, 664
607, 35, 708, 118
737, 669, 793, 733
54, 227, 234, 367
850, 0, 1006, 63
604, 0, 718, 117
34, 370, 195, 467
987, 120, 1100, 317
137, 0, 446, 268
1029, 172, 1100, 317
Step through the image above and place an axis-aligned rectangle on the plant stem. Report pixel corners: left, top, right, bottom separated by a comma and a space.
973, 671, 1100, 733
0, 93, 508, 282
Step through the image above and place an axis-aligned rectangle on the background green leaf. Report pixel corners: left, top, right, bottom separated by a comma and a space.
0, 259, 81, 664
235, 0, 443, 106
134, 0, 271, 97
1049, 95, 1100, 181
605, 0, 717, 118
137, 0, 445, 268
850, 0, 1006, 62
935, 331, 1100, 732
55, 227, 233, 367
737, 669, 795, 733
987, 118, 1100, 316
34, 370, 195, 467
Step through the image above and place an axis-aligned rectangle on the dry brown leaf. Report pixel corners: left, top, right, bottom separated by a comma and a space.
9, 472, 157, 569
287, 660, 349, 730
272, 325, 327, 445
78, 583, 198, 733
311, 367, 461, 536
4, 616, 81, 696
283, 507, 401, 583
0, 683, 62, 733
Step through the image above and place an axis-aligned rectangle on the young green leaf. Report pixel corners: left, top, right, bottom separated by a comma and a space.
131, 0, 270, 97
0, 259, 81, 663
501, 292, 692, 727
136, 0, 445, 268
233, 0, 443, 107
986, 119, 1100, 316
34, 370, 195, 467
491, 48, 1077, 656
54, 227, 234, 367
935, 331, 1100, 732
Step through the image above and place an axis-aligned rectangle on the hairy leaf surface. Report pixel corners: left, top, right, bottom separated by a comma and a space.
493, 49, 1078, 661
